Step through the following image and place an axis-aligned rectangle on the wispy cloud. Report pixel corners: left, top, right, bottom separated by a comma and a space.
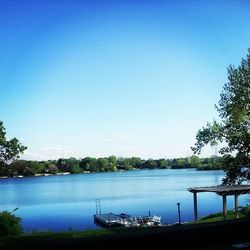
41, 147, 64, 151
21, 151, 48, 161
41, 147, 72, 154
22, 147, 72, 161
123, 146, 141, 155
103, 134, 127, 142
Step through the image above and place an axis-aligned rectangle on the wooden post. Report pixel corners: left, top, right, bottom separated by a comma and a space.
222, 195, 227, 220
234, 194, 239, 219
193, 192, 198, 224
177, 203, 181, 224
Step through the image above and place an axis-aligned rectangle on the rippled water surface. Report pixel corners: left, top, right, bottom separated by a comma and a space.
0, 169, 248, 232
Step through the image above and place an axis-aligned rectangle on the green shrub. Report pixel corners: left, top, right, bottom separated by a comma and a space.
199, 205, 250, 223
0, 211, 22, 236
239, 205, 250, 217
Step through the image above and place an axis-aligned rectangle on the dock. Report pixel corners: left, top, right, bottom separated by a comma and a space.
94, 213, 118, 227
94, 213, 128, 227
93, 200, 161, 228
94, 213, 161, 228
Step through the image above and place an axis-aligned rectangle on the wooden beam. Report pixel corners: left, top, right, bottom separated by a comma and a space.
234, 194, 239, 219
222, 195, 227, 220
193, 192, 198, 224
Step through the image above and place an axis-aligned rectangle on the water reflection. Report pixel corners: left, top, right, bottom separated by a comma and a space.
0, 169, 248, 232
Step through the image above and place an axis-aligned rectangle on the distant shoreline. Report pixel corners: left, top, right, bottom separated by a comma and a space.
0, 156, 223, 179
0, 167, 224, 180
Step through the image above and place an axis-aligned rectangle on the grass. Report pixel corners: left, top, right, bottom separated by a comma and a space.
0, 228, 110, 248
199, 205, 250, 223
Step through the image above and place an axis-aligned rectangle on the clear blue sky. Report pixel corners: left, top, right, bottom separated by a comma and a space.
1, 0, 250, 160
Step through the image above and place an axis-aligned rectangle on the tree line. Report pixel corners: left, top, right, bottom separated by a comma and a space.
0, 155, 223, 177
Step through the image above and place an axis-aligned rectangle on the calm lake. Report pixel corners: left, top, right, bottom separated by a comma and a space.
0, 169, 248, 232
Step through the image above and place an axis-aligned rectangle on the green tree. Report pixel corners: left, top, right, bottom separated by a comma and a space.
190, 155, 201, 168
9, 160, 27, 176
0, 121, 27, 176
0, 211, 22, 236
45, 163, 58, 174
80, 157, 97, 172
192, 50, 250, 184
97, 158, 109, 172
57, 158, 67, 172
156, 159, 169, 169
107, 156, 117, 171
108, 156, 117, 166
117, 158, 132, 170
130, 157, 142, 169
142, 159, 158, 169
171, 158, 188, 168
67, 157, 81, 173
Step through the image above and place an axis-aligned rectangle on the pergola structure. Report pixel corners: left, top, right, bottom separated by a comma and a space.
188, 185, 250, 223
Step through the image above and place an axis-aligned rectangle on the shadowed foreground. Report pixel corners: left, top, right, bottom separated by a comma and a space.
1, 218, 250, 250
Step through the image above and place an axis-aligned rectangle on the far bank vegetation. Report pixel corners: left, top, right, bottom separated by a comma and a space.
0, 155, 223, 178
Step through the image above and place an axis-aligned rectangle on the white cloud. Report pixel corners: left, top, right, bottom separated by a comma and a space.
21, 147, 72, 161
21, 151, 48, 161
41, 147, 64, 151
122, 146, 142, 156
103, 134, 127, 142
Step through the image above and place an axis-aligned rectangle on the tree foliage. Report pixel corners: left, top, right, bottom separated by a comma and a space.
192, 50, 250, 184
0, 155, 225, 177
0, 211, 22, 236
0, 121, 27, 166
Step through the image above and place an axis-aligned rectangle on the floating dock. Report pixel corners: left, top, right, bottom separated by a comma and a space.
94, 213, 128, 227
94, 213, 161, 228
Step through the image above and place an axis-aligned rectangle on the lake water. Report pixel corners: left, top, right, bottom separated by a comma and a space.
0, 169, 248, 232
